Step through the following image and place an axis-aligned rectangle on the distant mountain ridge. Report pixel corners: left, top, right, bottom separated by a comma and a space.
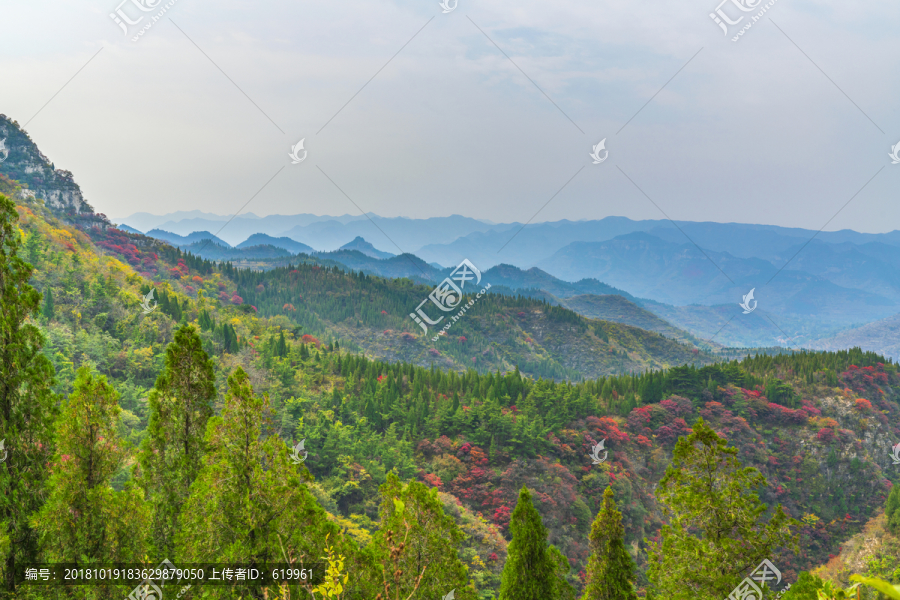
237, 233, 314, 255
145, 229, 231, 248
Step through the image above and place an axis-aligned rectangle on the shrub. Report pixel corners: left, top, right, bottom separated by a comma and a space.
816, 428, 836, 443
854, 398, 873, 412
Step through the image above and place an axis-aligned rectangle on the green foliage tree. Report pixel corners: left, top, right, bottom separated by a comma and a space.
174, 367, 352, 599
645, 417, 799, 600
41, 286, 54, 321
886, 481, 900, 535
781, 571, 828, 600
372, 472, 472, 600
498, 486, 573, 600
137, 324, 216, 559
0, 193, 58, 593
30, 367, 150, 588
582, 487, 638, 600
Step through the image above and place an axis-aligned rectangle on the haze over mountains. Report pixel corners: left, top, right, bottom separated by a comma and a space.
116, 210, 900, 358
4, 108, 897, 362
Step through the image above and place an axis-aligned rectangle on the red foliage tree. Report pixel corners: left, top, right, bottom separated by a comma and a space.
816, 428, 836, 443
854, 398, 873, 412
423, 473, 443, 490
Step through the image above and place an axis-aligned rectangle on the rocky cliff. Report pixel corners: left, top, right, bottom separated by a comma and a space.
0, 114, 92, 216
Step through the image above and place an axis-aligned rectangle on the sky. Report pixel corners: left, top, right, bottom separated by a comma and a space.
1, 0, 899, 233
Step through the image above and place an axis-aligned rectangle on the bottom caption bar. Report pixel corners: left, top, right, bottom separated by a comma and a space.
20, 560, 325, 587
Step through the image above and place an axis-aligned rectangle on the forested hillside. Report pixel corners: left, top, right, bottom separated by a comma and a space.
1, 190, 899, 600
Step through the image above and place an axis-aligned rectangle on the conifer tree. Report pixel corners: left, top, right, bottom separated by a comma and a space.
886, 481, 900, 534
499, 486, 571, 600
175, 367, 353, 599
582, 487, 638, 600
276, 330, 288, 357
0, 194, 58, 593
198, 308, 214, 331
137, 324, 216, 559
645, 417, 799, 600
31, 367, 150, 587
41, 286, 54, 321
372, 473, 472, 600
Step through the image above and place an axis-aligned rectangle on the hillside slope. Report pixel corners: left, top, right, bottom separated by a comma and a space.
809, 313, 900, 363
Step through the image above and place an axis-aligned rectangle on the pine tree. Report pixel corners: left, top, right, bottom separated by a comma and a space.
499, 486, 570, 600
645, 417, 799, 600
276, 330, 288, 357
137, 324, 216, 559
198, 308, 214, 332
41, 286, 54, 321
886, 482, 900, 534
373, 473, 472, 600
0, 193, 58, 593
31, 367, 150, 587
582, 487, 638, 600
175, 367, 353, 599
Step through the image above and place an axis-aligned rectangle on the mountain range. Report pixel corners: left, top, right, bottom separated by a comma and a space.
6, 110, 900, 359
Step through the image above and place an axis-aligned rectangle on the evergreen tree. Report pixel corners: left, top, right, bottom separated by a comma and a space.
31, 367, 150, 590
137, 324, 216, 559
886, 481, 900, 535
372, 473, 472, 600
550, 545, 577, 600
175, 367, 353, 599
499, 486, 570, 600
276, 330, 288, 357
0, 193, 58, 593
582, 487, 638, 600
198, 308, 214, 332
645, 417, 799, 600
41, 286, 54, 321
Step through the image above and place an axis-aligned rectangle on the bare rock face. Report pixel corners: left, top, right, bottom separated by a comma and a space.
0, 114, 92, 215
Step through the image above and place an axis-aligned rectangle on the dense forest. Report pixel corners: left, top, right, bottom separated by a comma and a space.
1, 192, 900, 600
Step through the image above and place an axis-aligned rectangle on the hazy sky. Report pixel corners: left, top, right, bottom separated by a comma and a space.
1, 0, 898, 232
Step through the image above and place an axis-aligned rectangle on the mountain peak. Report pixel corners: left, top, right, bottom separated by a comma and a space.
339, 236, 394, 259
